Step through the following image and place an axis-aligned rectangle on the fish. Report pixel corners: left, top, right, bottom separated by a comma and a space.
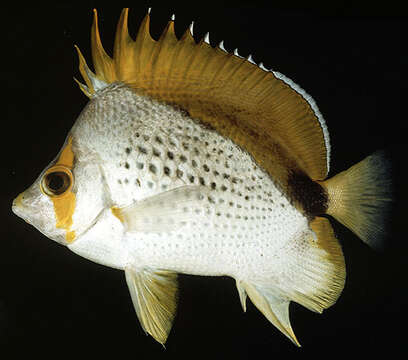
12, 8, 393, 346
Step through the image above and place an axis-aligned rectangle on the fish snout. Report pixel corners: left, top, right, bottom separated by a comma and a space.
12, 192, 29, 221
12, 192, 24, 209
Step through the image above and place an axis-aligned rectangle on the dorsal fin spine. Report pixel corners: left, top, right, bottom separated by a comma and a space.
189, 21, 194, 36
259, 62, 269, 71
91, 9, 116, 83
154, 20, 178, 88
75, 45, 95, 94
247, 54, 256, 65
204, 32, 210, 44
133, 11, 156, 78
73, 77, 92, 97
218, 40, 227, 52
76, 8, 330, 181
114, 8, 135, 81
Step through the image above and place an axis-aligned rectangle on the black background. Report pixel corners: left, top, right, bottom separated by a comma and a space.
1, 1, 407, 358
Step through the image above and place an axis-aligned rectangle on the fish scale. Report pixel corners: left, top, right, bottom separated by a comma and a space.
71, 83, 307, 280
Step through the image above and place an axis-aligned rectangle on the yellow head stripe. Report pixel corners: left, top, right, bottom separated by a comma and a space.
49, 136, 76, 243
56, 136, 75, 168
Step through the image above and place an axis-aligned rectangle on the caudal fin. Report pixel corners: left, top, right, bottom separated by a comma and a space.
321, 151, 393, 249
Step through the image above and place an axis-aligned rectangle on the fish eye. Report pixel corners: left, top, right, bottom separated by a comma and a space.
41, 166, 73, 197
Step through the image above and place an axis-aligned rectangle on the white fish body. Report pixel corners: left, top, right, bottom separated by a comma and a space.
68, 84, 313, 278
12, 9, 392, 346
67, 84, 329, 346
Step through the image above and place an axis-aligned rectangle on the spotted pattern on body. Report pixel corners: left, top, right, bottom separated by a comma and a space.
71, 84, 309, 279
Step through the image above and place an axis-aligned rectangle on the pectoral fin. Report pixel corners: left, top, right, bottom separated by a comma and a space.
113, 185, 210, 233
125, 267, 178, 345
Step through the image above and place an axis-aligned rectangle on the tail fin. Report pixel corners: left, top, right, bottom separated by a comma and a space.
321, 151, 393, 250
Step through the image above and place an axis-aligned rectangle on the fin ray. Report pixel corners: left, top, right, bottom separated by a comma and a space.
291, 217, 345, 313
241, 217, 345, 345
243, 282, 300, 346
321, 150, 393, 249
77, 9, 330, 185
91, 9, 116, 83
114, 185, 210, 233
125, 267, 178, 344
236, 280, 247, 312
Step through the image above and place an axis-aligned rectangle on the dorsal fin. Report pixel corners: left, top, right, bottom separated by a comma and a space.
76, 8, 330, 182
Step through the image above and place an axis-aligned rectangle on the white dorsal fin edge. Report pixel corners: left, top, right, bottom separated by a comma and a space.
180, 12, 330, 170
247, 54, 256, 65
272, 71, 330, 173
207, 27, 330, 174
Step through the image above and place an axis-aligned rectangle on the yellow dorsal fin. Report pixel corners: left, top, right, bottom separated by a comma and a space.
76, 8, 330, 182
91, 9, 116, 83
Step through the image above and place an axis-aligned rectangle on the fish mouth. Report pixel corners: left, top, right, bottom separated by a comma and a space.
12, 192, 24, 209
12, 192, 67, 244
12, 193, 32, 224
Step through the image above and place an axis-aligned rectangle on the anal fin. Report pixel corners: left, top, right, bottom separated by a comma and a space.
283, 217, 346, 314
243, 282, 300, 346
304, 216, 346, 311
236, 279, 247, 312
240, 217, 345, 346
125, 267, 178, 345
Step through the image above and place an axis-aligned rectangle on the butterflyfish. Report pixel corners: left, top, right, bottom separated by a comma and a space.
12, 8, 393, 346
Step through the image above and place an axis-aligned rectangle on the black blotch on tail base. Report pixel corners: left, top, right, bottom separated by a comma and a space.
287, 171, 328, 217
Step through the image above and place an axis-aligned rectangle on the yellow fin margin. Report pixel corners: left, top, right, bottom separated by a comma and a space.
238, 217, 344, 346
299, 217, 346, 312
